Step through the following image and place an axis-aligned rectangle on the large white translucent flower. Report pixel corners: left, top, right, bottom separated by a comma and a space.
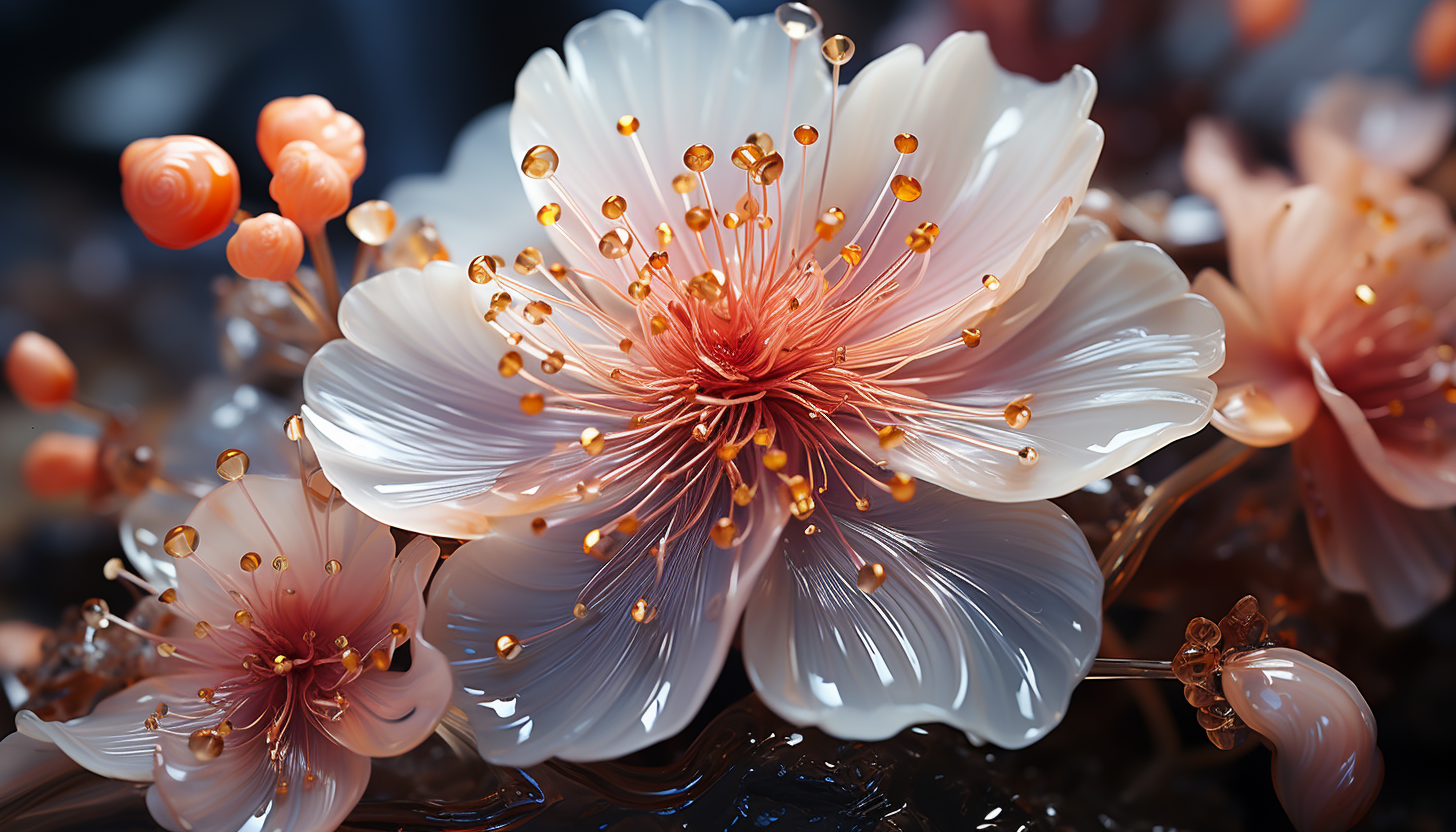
302, 0, 1224, 763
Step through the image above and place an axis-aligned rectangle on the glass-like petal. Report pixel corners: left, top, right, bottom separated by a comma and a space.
742, 482, 1101, 749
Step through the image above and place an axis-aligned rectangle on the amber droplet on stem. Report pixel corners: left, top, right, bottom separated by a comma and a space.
672, 174, 697, 194
630, 598, 657, 624
521, 145, 559, 179
731, 144, 765, 171
982, 274, 1001, 291
793, 124, 819, 145
345, 200, 396, 246
763, 448, 788, 471
81, 598, 109, 629
215, 449, 250, 481
495, 634, 522, 660
890, 175, 922, 202
840, 244, 863, 266
616, 115, 640, 136
1017, 446, 1039, 465
515, 247, 543, 274
325, 559, 342, 575
906, 222, 939, 253
857, 562, 887, 593
683, 144, 714, 172
164, 525, 199, 558
710, 517, 738, 548
188, 729, 224, 762
961, 328, 982, 348
889, 473, 916, 502
581, 427, 606, 456
599, 228, 632, 259
822, 34, 855, 65
1004, 402, 1031, 429
893, 133, 919, 154
601, 195, 628, 220
520, 393, 546, 415
536, 203, 561, 226
284, 414, 304, 442
877, 425, 905, 449
159, 588, 177, 604
775, 2, 822, 40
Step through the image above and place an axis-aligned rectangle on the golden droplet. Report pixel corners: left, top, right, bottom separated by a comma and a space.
193, 621, 211, 638
188, 729, 224, 762
893, 133, 919, 154
1018, 446, 1039, 466
689, 269, 725, 303
616, 115, 640, 136
750, 152, 784, 185
758, 215, 774, 230
763, 448, 788, 471
961, 328, 982, 348
499, 351, 523, 377
672, 173, 697, 194
890, 175, 922, 202
877, 425, 905, 449
598, 227, 632, 259
789, 474, 812, 501
775, 2, 822, 40
531, 517, 548, 535
340, 647, 361, 671
158, 588, 177, 604
614, 513, 640, 535
630, 598, 657, 624
240, 552, 261, 572
684, 144, 714, 172
572, 603, 589, 619
794, 124, 820, 145
601, 194, 628, 220
716, 442, 740, 461
857, 562, 888, 593
814, 208, 844, 241
157, 643, 177, 658
144, 715, 159, 731
629, 280, 652, 302
495, 634, 522, 660
521, 145, 559, 179
753, 427, 774, 445
733, 483, 754, 506
520, 393, 546, 415
906, 221, 940, 253
746, 131, 774, 155
685, 206, 712, 232
889, 473, 916, 503
164, 525, 199, 558
490, 290, 512, 312
325, 558, 342, 575
723, 211, 742, 230
791, 495, 816, 521
981, 274, 1001, 291
536, 203, 562, 226
822, 34, 856, 65
541, 350, 566, 374
272, 555, 289, 572
619, 338, 634, 353
524, 300, 553, 324
1354, 284, 1377, 306
235, 609, 255, 629
468, 254, 496, 284
369, 649, 390, 671
333, 635, 348, 650
840, 244, 863, 266
285, 414, 304, 441
710, 517, 738, 548
855, 496, 870, 512
198, 687, 214, 701
581, 427, 606, 456
215, 448, 249, 481
514, 247, 543, 274
1004, 402, 1031, 429
81, 598, 109, 628
549, 262, 567, 279
216, 720, 232, 737
505, 331, 524, 346
345, 200, 397, 246
731, 144, 765, 171
650, 314, 669, 335
583, 528, 603, 555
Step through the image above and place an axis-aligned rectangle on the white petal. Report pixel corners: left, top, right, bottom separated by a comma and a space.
302, 260, 612, 537
742, 483, 1101, 749
0, 731, 82, 805
424, 480, 789, 764
16, 672, 218, 782
859, 219, 1223, 502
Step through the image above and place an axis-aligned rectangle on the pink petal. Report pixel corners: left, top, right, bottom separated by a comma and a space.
423, 479, 789, 764
1194, 268, 1320, 447
0, 732, 82, 804
1293, 414, 1455, 627
1295, 75, 1455, 184
742, 482, 1100, 749
1222, 648, 1383, 832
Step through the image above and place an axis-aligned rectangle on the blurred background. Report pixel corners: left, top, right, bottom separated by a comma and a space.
1, 0, 1453, 829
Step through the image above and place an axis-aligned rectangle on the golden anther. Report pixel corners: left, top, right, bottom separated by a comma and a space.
144, 715, 160, 731
723, 211, 742, 230
788, 297, 800, 311
194, 621, 210, 638
531, 517, 548, 535
753, 427, 774, 445
711, 517, 738, 548
272, 654, 294, 675
520, 393, 546, 415
1004, 402, 1031, 429
626, 280, 650, 302
157, 643, 177, 657
164, 525, 199, 558
521, 145, 559, 179
650, 314, 669, 335
981, 274, 1001, 291
216, 720, 232, 737
215, 449, 249, 481
961, 328, 982, 348
776, 2, 822, 39
822, 34, 855, 64
855, 496, 870, 512
841, 244, 863, 266
616, 115, 640, 136
763, 448, 788, 471
685, 206, 713, 232
541, 350, 566, 374
601, 194, 628, 220
857, 562, 888, 593
1018, 446, 1039, 466
198, 687, 214, 701
340, 647, 362, 672
758, 215, 774, 230
369, 649, 390, 671
468, 254, 496, 283
716, 442, 740, 461
615, 514, 641, 535
323, 558, 342, 576
630, 598, 657, 624
581, 427, 606, 456
573, 603, 589, 619
683, 144, 714, 172
692, 423, 711, 442
619, 338, 633, 353
746, 130, 774, 154
240, 552, 262, 572
505, 331, 524, 345
894, 133, 919, 153
906, 221, 940, 253
791, 495, 816, 520
549, 262, 567, 279
889, 473, 916, 502
514, 247, 543, 274
788, 475, 812, 501
1354, 284, 1377, 306
688, 269, 725, 303
732, 143, 765, 170
583, 528, 603, 555
877, 425, 905, 449
736, 194, 761, 221
499, 351, 523, 377
158, 588, 177, 604
648, 251, 669, 270
814, 208, 845, 241
188, 729, 224, 761
733, 483, 754, 506
672, 173, 697, 194
272, 555, 288, 572
536, 203, 561, 226
890, 174, 922, 202
794, 124, 819, 145
334, 635, 348, 650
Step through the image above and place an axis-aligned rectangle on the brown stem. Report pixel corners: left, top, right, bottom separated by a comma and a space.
1099, 436, 1254, 607
285, 275, 342, 340
307, 228, 342, 317
350, 241, 378, 288
1085, 658, 1177, 680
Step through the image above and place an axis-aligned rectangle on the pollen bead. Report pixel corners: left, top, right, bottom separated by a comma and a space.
164, 525, 199, 558
521, 145, 559, 179
495, 634, 523, 660
346, 200, 396, 245
857, 562, 888, 593
889, 473, 916, 502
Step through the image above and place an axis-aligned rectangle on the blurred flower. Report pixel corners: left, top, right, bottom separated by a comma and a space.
13, 474, 450, 832
302, 0, 1224, 764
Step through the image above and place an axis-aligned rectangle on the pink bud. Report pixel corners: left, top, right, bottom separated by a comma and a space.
257, 95, 366, 182
269, 140, 351, 236
1415, 0, 1456, 84
120, 135, 241, 250
22, 432, 100, 499
5, 332, 77, 411
227, 213, 305, 282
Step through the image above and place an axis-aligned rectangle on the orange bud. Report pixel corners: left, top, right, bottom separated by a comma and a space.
22, 432, 100, 499
5, 332, 76, 411
1416, 0, 1456, 84
257, 95, 365, 182
268, 140, 351, 236
227, 213, 305, 282
1230, 0, 1304, 45
120, 135, 241, 250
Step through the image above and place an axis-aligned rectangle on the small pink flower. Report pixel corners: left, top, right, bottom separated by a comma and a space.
1186, 117, 1456, 626
14, 473, 451, 832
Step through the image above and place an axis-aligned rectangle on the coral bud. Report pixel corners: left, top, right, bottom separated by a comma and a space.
1229, 0, 1304, 45
6, 332, 76, 411
257, 95, 365, 181
1415, 0, 1456, 83
268, 140, 351, 236
22, 432, 100, 499
120, 135, 240, 250
226, 213, 305, 282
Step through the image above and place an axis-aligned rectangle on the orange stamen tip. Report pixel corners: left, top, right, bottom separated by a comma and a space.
1230, 0, 1305, 46
120, 135, 240, 250
22, 432, 100, 499
226, 213, 305, 282
1416, 0, 1456, 84
268, 140, 351, 236
257, 95, 365, 181
6, 332, 77, 411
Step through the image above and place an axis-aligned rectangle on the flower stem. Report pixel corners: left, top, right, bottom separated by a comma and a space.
1099, 436, 1254, 608
1085, 657, 1177, 680
307, 229, 342, 317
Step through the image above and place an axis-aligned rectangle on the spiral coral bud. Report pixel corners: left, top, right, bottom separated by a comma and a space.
257, 95, 366, 181
120, 136, 240, 250
5, 332, 77, 411
1415, 0, 1456, 83
22, 432, 100, 499
226, 213, 305, 282
268, 140, 351, 236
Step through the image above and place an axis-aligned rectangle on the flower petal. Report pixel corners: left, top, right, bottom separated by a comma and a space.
1293, 413, 1456, 627
741, 482, 1101, 749
302, 260, 610, 538
1295, 74, 1455, 183
1194, 268, 1319, 447
860, 219, 1222, 502
0, 731, 83, 805
15, 671, 218, 782
424, 479, 789, 764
